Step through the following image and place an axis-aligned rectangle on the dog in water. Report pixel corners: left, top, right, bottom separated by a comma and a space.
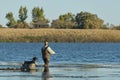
21, 57, 37, 72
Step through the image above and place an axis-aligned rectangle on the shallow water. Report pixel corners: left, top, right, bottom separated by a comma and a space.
0, 63, 120, 80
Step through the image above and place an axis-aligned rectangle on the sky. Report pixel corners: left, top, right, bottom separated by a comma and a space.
0, 0, 120, 27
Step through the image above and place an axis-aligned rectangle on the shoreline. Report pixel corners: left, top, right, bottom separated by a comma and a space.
0, 28, 120, 42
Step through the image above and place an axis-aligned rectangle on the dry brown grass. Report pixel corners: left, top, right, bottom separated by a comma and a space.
0, 28, 120, 42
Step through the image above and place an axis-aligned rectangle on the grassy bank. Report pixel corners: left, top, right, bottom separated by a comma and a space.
0, 28, 120, 42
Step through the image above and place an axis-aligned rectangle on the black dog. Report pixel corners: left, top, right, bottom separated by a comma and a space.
21, 57, 37, 72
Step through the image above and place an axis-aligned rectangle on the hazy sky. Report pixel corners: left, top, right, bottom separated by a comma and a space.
0, 0, 120, 26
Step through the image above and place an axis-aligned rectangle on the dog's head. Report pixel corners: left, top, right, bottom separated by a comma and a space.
32, 57, 37, 62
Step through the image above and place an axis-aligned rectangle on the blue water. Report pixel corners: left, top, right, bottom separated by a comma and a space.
0, 42, 120, 64
0, 43, 120, 80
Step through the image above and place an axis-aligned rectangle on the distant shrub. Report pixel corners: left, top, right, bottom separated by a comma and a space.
0, 24, 3, 28
14, 22, 30, 28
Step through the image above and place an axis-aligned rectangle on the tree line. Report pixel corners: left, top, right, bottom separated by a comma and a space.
0, 6, 120, 29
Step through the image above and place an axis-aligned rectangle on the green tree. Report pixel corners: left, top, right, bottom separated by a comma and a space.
75, 11, 104, 29
51, 12, 77, 29
19, 6, 28, 22
5, 12, 16, 27
32, 7, 49, 28
59, 12, 75, 22
32, 7, 49, 23
15, 6, 29, 28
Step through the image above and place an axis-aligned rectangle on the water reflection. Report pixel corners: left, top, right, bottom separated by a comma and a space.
42, 71, 50, 80
42, 65, 50, 80
29, 69, 36, 74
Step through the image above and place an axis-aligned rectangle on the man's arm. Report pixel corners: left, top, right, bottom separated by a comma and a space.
47, 47, 56, 54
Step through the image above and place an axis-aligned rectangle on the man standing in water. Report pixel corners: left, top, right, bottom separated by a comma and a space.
41, 41, 56, 72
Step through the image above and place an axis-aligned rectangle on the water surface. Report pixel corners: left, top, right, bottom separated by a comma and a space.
0, 42, 120, 80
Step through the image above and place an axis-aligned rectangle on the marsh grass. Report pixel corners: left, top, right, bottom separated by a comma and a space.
0, 28, 120, 42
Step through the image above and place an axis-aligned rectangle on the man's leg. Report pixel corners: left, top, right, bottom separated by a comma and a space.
44, 59, 49, 72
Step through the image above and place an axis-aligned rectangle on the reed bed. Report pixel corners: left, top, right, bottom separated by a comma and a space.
0, 28, 120, 42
